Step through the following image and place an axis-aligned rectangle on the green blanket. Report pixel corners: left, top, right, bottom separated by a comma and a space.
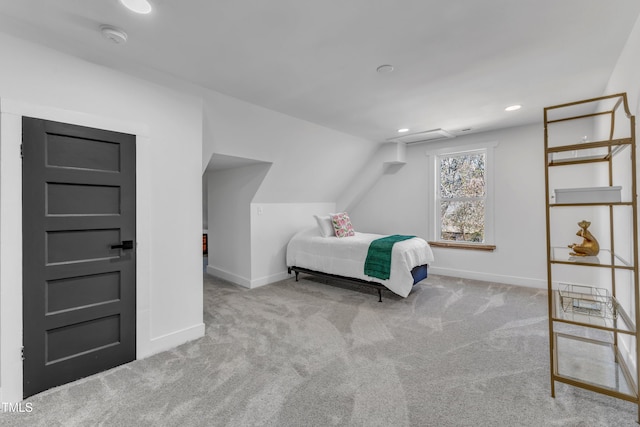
364, 235, 415, 280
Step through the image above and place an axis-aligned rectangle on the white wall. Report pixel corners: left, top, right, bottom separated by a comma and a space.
345, 15, 640, 292
206, 163, 271, 286
201, 87, 379, 287
348, 124, 548, 288
602, 13, 640, 376
605, 14, 640, 118
201, 89, 379, 202
0, 32, 204, 401
206, 163, 336, 288
336, 142, 407, 214
202, 174, 208, 231
250, 202, 336, 287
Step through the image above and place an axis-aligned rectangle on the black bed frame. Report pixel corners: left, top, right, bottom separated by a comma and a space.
287, 265, 428, 302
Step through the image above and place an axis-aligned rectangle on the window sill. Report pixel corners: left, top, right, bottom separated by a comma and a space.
428, 241, 496, 252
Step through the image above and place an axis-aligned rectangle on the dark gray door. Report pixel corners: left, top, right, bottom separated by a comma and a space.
22, 117, 136, 398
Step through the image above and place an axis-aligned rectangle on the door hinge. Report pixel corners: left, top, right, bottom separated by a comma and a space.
20, 143, 23, 159
21, 346, 25, 361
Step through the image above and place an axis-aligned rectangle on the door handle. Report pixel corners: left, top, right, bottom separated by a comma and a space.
111, 240, 134, 250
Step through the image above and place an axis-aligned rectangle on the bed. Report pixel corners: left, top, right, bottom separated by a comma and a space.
286, 226, 434, 301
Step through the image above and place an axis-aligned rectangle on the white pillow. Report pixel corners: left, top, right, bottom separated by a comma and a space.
314, 215, 335, 237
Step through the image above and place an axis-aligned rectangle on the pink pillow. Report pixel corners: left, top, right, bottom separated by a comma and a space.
331, 212, 355, 237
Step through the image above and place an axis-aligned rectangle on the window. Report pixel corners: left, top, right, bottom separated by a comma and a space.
429, 143, 496, 250
437, 150, 486, 242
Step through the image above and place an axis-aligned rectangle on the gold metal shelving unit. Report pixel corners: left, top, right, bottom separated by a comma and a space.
544, 93, 639, 421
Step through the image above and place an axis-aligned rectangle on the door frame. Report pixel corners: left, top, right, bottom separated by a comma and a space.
0, 98, 151, 402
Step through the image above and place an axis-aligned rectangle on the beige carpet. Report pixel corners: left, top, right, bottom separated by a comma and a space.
0, 273, 637, 426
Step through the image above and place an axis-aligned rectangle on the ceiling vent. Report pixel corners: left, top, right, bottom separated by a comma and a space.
387, 128, 455, 145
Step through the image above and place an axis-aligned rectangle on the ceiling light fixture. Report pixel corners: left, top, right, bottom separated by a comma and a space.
376, 64, 394, 73
505, 104, 522, 112
397, 128, 410, 133
119, 0, 152, 14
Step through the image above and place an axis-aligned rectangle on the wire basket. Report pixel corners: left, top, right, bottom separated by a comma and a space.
558, 284, 616, 319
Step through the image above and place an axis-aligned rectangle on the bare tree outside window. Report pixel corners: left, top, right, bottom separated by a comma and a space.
438, 151, 486, 242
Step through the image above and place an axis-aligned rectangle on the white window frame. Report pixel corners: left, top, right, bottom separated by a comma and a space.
426, 141, 497, 246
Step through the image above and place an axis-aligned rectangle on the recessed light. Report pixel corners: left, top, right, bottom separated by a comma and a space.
505, 104, 522, 112
119, 0, 152, 14
397, 128, 410, 133
376, 64, 394, 73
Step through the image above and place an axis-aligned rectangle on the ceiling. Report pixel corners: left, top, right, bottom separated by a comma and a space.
1, 0, 639, 143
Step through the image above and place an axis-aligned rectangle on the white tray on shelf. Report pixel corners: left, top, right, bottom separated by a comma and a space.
554, 186, 621, 204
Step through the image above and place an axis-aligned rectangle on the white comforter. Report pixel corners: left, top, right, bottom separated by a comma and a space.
286, 227, 434, 298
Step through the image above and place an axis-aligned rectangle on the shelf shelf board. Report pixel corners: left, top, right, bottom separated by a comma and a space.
549, 247, 634, 269
548, 156, 611, 167
547, 140, 630, 167
552, 291, 636, 334
547, 138, 632, 154
553, 333, 638, 401
550, 202, 633, 207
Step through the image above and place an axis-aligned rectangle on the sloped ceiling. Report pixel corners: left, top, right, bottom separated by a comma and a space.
0, 0, 639, 142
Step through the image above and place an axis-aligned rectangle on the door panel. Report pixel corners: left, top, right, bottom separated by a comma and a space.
46, 132, 121, 171
46, 229, 121, 264
22, 117, 136, 398
46, 315, 121, 363
46, 272, 121, 314
46, 183, 121, 215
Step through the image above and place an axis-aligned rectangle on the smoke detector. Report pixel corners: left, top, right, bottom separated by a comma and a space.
100, 25, 128, 44
376, 64, 394, 73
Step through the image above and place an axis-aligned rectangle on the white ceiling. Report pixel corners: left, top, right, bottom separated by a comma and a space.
1, 0, 639, 143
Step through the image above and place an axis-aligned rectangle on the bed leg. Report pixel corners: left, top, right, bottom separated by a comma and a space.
295, 271, 299, 282
378, 289, 382, 302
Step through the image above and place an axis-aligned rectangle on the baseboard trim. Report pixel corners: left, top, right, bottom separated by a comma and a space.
428, 267, 546, 290
206, 266, 291, 289
138, 322, 205, 359
206, 265, 251, 288
250, 271, 290, 288
619, 337, 636, 380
